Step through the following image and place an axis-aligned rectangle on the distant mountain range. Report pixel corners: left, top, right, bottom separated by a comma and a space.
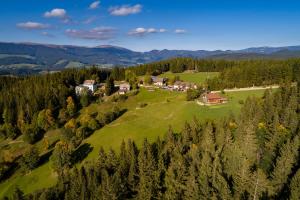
1, 42, 300, 74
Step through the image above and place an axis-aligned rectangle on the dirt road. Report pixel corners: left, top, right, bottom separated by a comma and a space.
212, 85, 280, 93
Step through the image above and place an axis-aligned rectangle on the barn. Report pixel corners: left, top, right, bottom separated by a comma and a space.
202, 92, 227, 104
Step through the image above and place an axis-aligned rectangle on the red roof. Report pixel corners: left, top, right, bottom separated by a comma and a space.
206, 93, 223, 100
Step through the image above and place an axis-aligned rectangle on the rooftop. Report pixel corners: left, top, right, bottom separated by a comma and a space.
205, 93, 224, 100
83, 80, 96, 85
151, 76, 165, 82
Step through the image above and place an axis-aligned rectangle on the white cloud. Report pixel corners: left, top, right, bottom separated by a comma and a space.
109, 4, 142, 16
83, 16, 97, 24
175, 29, 187, 34
128, 27, 167, 36
44, 8, 67, 18
89, 1, 100, 9
65, 27, 116, 40
17, 22, 49, 30
147, 28, 157, 33
41, 32, 55, 37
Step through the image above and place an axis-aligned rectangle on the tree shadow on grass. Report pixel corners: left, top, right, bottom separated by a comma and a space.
0, 162, 19, 183
119, 108, 127, 116
48, 139, 59, 150
38, 149, 54, 166
71, 143, 93, 165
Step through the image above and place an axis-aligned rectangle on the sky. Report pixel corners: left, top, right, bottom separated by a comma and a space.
0, 0, 300, 51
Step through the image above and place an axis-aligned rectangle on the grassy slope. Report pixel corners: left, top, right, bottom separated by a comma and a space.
84, 88, 265, 158
0, 130, 62, 197
158, 72, 219, 84
0, 88, 267, 198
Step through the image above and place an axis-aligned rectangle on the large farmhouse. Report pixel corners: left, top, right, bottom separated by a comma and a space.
151, 76, 167, 86
173, 81, 198, 91
202, 92, 227, 104
75, 79, 97, 95
83, 80, 97, 92
118, 82, 131, 95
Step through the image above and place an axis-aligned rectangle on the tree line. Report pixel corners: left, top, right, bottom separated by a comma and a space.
109, 58, 300, 90
208, 59, 300, 90
7, 84, 300, 200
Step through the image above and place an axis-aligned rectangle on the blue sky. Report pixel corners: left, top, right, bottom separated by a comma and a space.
0, 0, 300, 51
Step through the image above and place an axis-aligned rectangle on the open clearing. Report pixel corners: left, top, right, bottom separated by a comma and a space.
159, 71, 219, 84
83, 88, 265, 158
0, 87, 269, 197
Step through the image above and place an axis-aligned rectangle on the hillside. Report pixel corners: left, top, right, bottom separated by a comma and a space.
0, 59, 299, 198
0, 87, 268, 197
1, 42, 300, 74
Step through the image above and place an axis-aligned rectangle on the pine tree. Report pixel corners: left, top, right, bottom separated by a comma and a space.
105, 77, 115, 96
50, 141, 73, 174
233, 122, 259, 198
249, 169, 270, 200
289, 168, 300, 200
127, 140, 139, 197
211, 150, 232, 199
164, 149, 187, 200
198, 151, 213, 198
184, 164, 201, 200
20, 146, 40, 171
271, 136, 299, 195
137, 139, 158, 200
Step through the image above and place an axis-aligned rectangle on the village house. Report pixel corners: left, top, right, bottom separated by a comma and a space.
151, 76, 167, 87
75, 85, 86, 96
83, 80, 97, 92
202, 92, 227, 104
173, 81, 198, 91
118, 82, 131, 95
75, 79, 97, 95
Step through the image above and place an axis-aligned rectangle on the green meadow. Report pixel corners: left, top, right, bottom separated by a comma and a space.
0, 88, 268, 198
159, 71, 219, 84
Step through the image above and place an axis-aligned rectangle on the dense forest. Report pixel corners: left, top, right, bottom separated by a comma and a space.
208, 60, 300, 90
0, 68, 110, 141
5, 85, 299, 200
127, 58, 235, 76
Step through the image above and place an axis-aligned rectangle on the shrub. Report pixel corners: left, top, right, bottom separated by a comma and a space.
3, 123, 19, 139
0, 125, 6, 139
138, 103, 148, 108
238, 100, 244, 104
20, 146, 39, 172
96, 113, 106, 126
88, 119, 100, 131
186, 89, 201, 101
76, 126, 91, 140
64, 118, 78, 131
0, 163, 10, 180
111, 94, 128, 102
23, 124, 43, 144
50, 141, 72, 173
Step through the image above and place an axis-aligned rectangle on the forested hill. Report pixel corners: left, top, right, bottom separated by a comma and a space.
2, 42, 300, 74
1, 59, 300, 199
9, 85, 300, 200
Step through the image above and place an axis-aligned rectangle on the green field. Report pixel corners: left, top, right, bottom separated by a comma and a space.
159, 71, 219, 84
0, 88, 268, 198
